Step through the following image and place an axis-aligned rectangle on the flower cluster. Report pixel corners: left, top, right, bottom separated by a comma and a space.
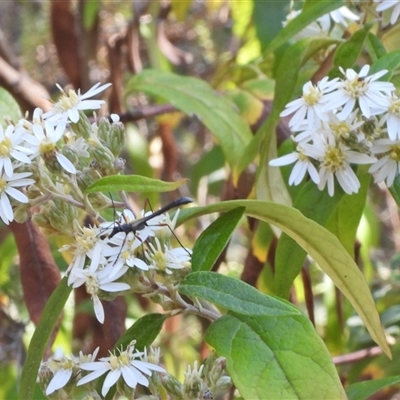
270, 65, 400, 196
0, 82, 112, 226
39, 343, 166, 398
61, 206, 192, 324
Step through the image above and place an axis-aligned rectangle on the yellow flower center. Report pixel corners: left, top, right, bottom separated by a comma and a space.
39, 139, 56, 155
75, 228, 98, 254
343, 76, 368, 99
330, 121, 351, 140
57, 90, 79, 111
152, 249, 167, 270
389, 143, 400, 161
323, 146, 346, 172
0, 178, 7, 193
119, 352, 130, 366
302, 85, 321, 106
109, 354, 119, 370
388, 97, 400, 117
85, 273, 99, 296
0, 137, 12, 157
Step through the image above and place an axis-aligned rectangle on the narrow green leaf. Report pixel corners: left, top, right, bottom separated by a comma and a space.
0, 87, 21, 128
19, 279, 72, 400
85, 174, 188, 193
180, 271, 301, 317
206, 313, 346, 400
263, 0, 343, 54
274, 182, 343, 298
389, 174, 400, 207
191, 207, 245, 272
126, 70, 252, 167
333, 24, 372, 71
346, 376, 400, 400
369, 50, 400, 79
365, 33, 387, 63
178, 200, 391, 357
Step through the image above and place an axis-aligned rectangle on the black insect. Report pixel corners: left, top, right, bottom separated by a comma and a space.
108, 196, 193, 239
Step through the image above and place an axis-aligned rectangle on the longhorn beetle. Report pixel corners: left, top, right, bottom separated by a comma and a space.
108, 196, 193, 239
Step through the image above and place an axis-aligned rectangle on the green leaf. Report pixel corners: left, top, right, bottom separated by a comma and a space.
206, 313, 346, 400
178, 199, 391, 357
365, 33, 387, 63
191, 207, 245, 272
113, 313, 167, 351
389, 174, 400, 207
263, 0, 343, 54
126, 70, 252, 167
346, 376, 400, 400
369, 50, 400, 79
333, 24, 372, 71
184, 273, 345, 399
180, 271, 300, 317
0, 87, 21, 128
19, 279, 72, 400
85, 174, 188, 193
274, 182, 343, 298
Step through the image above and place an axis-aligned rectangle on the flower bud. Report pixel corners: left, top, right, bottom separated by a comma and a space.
97, 116, 125, 157
69, 111, 91, 138
61, 143, 80, 167
161, 373, 183, 398
88, 137, 116, 172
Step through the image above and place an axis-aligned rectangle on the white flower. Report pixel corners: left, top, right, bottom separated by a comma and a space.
29, 121, 76, 173
305, 134, 376, 196
322, 65, 395, 120
77, 342, 165, 396
60, 225, 109, 284
146, 237, 191, 274
379, 93, 400, 140
369, 139, 400, 187
374, 0, 400, 25
269, 146, 320, 186
280, 77, 336, 131
43, 82, 111, 124
42, 354, 78, 395
0, 125, 33, 176
0, 171, 34, 225
71, 263, 130, 324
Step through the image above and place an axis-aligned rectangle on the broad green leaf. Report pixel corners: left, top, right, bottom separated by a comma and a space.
274, 182, 343, 298
0, 87, 21, 127
113, 313, 167, 351
263, 0, 343, 54
126, 70, 252, 167
85, 175, 187, 193
178, 199, 391, 357
19, 278, 72, 400
346, 376, 400, 400
180, 271, 300, 317
333, 24, 372, 72
206, 312, 346, 399
191, 207, 245, 272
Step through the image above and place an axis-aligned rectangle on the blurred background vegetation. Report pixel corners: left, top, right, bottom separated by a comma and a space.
1, 1, 400, 398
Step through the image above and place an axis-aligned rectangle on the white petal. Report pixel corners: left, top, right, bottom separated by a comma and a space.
5, 187, 28, 203
56, 153, 77, 174
93, 295, 105, 324
1, 193, 13, 222
46, 369, 72, 395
